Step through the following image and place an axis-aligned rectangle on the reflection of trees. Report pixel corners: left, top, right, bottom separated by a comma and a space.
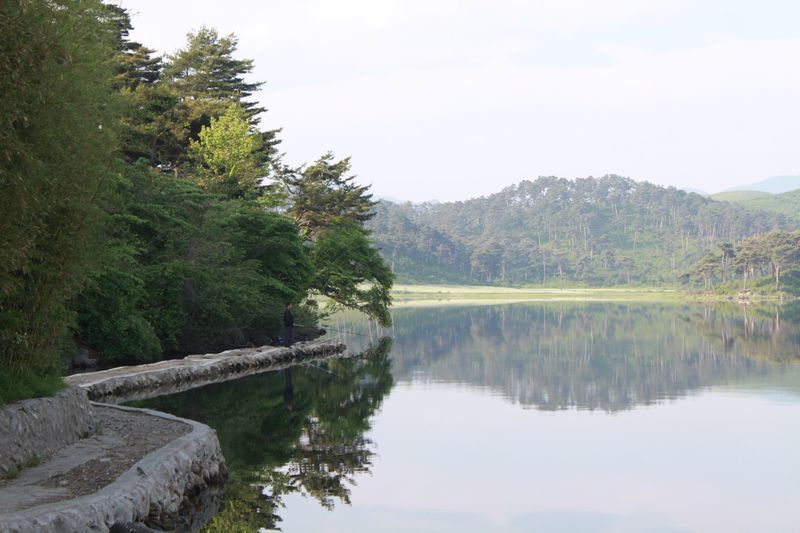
376, 303, 800, 412
133, 338, 394, 531
261, 338, 394, 514
724, 303, 800, 363
260, 422, 373, 509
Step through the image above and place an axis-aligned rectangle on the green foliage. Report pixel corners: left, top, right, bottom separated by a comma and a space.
284, 153, 376, 239
281, 151, 393, 323
684, 231, 800, 295
159, 26, 268, 170
163, 27, 264, 119
76, 164, 312, 360
2, 2, 394, 390
709, 187, 800, 223
188, 105, 266, 199
118, 83, 185, 167
0, 369, 65, 408
172, 200, 311, 353
100, 3, 162, 91
110, 22, 280, 173
1, 466, 19, 481
134, 339, 394, 530
310, 222, 394, 326
710, 190, 772, 202
368, 176, 798, 286
0, 0, 116, 390
203, 483, 272, 533
738, 189, 800, 222
75, 227, 162, 362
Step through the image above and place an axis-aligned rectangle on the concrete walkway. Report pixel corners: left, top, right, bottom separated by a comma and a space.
0, 404, 223, 532
66, 340, 346, 404
1, 340, 347, 531
0, 404, 189, 516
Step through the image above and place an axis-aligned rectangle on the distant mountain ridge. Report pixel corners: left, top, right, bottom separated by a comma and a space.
367, 175, 799, 286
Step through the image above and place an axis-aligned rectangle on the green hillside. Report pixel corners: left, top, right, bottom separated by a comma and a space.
738, 189, 800, 221
368, 175, 799, 286
710, 190, 772, 202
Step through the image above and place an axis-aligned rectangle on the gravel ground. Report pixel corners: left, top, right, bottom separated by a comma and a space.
40, 406, 191, 499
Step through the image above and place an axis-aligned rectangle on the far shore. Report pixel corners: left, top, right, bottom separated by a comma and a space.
391, 284, 682, 303
389, 283, 797, 306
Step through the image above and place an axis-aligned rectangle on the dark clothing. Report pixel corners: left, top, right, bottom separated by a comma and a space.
283, 307, 294, 347
284, 325, 294, 347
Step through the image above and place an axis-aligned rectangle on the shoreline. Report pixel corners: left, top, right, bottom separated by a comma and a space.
389, 283, 798, 305
66, 340, 347, 404
1, 340, 348, 532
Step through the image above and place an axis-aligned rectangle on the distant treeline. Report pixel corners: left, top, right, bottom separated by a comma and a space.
0, 1, 391, 405
683, 231, 800, 294
368, 176, 800, 288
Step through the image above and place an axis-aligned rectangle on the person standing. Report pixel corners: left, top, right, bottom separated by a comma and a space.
283, 302, 295, 347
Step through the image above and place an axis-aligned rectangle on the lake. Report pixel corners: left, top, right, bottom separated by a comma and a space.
134, 301, 800, 532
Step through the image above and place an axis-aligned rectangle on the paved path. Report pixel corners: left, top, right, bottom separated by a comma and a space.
0, 405, 188, 515
1, 340, 346, 531
66, 340, 346, 403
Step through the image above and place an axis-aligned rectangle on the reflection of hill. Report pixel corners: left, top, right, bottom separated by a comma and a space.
339, 303, 800, 412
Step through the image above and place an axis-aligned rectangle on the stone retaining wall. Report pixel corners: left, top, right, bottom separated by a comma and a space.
1, 340, 346, 531
0, 387, 93, 478
66, 340, 347, 404
0, 405, 226, 533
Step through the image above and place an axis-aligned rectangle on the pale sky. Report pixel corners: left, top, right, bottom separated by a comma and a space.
119, 0, 800, 202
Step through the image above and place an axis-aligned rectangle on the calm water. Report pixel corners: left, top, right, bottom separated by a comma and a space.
135, 302, 800, 532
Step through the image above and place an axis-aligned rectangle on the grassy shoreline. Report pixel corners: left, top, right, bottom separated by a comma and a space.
390, 283, 798, 305
391, 284, 682, 303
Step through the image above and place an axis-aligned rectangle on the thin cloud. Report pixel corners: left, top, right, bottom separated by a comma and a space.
121, 0, 800, 201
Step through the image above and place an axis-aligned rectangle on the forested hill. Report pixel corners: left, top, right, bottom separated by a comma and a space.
724, 189, 800, 222
367, 175, 799, 286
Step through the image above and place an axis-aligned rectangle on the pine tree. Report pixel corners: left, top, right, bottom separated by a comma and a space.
161, 27, 277, 171
164, 27, 265, 123
283, 153, 376, 240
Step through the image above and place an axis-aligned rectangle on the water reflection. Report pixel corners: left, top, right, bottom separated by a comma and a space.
333, 302, 800, 412
132, 338, 394, 531
133, 302, 800, 531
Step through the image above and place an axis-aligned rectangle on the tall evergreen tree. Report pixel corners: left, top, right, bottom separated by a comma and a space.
162, 27, 279, 171
283, 153, 377, 240
164, 27, 264, 115
101, 3, 162, 91
281, 152, 392, 324
100, 4, 186, 167
164, 27, 263, 127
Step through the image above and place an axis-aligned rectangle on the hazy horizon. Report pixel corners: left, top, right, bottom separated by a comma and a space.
120, 0, 800, 202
